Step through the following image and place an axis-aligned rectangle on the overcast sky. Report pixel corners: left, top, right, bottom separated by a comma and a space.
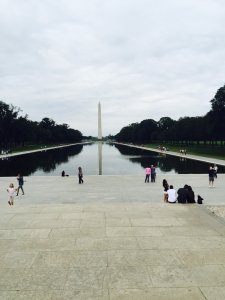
0, 0, 225, 136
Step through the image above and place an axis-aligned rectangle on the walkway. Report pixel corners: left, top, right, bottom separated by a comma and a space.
116, 143, 225, 166
0, 175, 225, 299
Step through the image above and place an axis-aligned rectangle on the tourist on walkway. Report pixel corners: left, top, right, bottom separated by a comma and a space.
7, 183, 17, 205
177, 185, 192, 203
165, 185, 177, 203
151, 165, 156, 182
163, 179, 169, 202
145, 167, 151, 183
209, 166, 215, 188
214, 164, 218, 178
16, 173, 25, 195
78, 167, 84, 184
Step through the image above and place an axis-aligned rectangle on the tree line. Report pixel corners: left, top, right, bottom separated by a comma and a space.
0, 101, 82, 148
115, 84, 225, 146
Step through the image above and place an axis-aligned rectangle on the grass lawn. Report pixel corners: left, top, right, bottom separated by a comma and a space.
1, 143, 74, 154
132, 143, 225, 161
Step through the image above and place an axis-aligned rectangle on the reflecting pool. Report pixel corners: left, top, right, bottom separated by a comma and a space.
0, 142, 224, 176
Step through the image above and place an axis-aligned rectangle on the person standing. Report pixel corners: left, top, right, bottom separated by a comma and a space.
17, 174, 25, 195
165, 185, 177, 203
151, 165, 156, 182
209, 166, 215, 188
145, 167, 151, 183
78, 167, 84, 184
214, 164, 218, 178
7, 183, 17, 205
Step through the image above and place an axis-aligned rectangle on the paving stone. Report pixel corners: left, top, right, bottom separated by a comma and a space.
9, 238, 75, 252
81, 219, 131, 227
125, 204, 167, 212
49, 227, 105, 238
148, 265, 225, 287
136, 236, 204, 249
74, 237, 140, 250
197, 236, 225, 248
160, 226, 221, 236
52, 289, 109, 300
0, 239, 17, 252
200, 287, 225, 300
12, 290, 53, 300
0, 214, 15, 222
0, 229, 51, 239
108, 249, 182, 266
0, 252, 38, 268
175, 248, 225, 265
11, 213, 60, 221
104, 267, 152, 288
130, 218, 183, 226
83, 204, 126, 212
32, 250, 107, 267
59, 212, 105, 219
28, 219, 81, 228
65, 267, 106, 289
0, 221, 31, 229
105, 212, 151, 219
0, 291, 16, 300
40, 205, 84, 213
106, 227, 163, 237
109, 287, 206, 300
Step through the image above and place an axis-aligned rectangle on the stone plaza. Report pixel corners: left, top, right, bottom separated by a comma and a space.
0, 174, 225, 299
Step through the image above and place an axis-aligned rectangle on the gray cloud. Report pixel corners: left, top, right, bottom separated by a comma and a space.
0, 0, 225, 136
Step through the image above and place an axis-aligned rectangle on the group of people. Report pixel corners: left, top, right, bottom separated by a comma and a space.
162, 179, 200, 204
158, 146, 169, 151
145, 165, 156, 182
180, 149, 187, 155
6, 173, 25, 205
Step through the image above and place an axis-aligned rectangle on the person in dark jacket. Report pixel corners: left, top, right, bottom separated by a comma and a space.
151, 165, 156, 182
209, 166, 215, 188
177, 184, 191, 203
78, 167, 83, 184
16, 173, 25, 196
187, 185, 195, 203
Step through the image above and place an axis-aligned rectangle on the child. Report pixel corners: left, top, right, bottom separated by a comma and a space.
7, 183, 17, 205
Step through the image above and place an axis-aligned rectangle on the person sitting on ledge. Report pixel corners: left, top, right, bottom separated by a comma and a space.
165, 185, 177, 203
177, 184, 192, 204
187, 185, 196, 203
61, 171, 65, 177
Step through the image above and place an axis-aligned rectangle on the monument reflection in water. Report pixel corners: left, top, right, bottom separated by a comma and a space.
98, 142, 102, 175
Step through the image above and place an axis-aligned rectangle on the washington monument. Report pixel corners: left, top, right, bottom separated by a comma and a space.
98, 102, 102, 139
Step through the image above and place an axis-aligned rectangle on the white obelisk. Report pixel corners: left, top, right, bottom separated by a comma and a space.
98, 102, 102, 139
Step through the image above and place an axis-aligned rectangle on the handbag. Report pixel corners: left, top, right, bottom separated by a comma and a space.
197, 195, 204, 204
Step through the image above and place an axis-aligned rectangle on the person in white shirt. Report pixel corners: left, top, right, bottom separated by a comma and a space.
165, 185, 177, 203
7, 183, 17, 205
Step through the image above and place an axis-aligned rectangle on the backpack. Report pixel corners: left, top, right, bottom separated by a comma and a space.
197, 195, 204, 204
